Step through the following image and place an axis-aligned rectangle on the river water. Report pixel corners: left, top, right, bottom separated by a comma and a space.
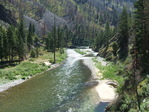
0, 49, 107, 112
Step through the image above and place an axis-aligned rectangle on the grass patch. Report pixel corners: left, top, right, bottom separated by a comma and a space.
34, 48, 67, 63
0, 48, 67, 82
93, 58, 124, 87
0, 62, 48, 80
75, 49, 86, 55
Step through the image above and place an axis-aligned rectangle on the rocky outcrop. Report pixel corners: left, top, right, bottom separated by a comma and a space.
24, 16, 40, 35
24, 11, 67, 36
42, 11, 67, 31
0, 4, 17, 25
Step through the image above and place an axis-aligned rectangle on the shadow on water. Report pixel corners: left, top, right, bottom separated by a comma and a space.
94, 102, 109, 112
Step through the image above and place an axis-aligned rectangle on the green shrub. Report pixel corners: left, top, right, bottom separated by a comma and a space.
94, 58, 124, 87
30, 49, 36, 58
0, 62, 48, 80
75, 49, 86, 55
60, 48, 65, 54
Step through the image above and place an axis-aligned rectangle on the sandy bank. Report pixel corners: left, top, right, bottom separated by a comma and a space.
83, 58, 97, 79
82, 54, 118, 102
96, 80, 118, 102
0, 79, 25, 92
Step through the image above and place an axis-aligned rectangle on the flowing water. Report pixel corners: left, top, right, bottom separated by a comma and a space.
0, 49, 107, 112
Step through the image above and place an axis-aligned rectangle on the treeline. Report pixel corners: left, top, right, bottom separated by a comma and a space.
95, 0, 149, 74
45, 25, 72, 52
94, 0, 149, 111
45, 25, 72, 63
94, 6, 132, 61
94, 21, 117, 51
0, 18, 39, 63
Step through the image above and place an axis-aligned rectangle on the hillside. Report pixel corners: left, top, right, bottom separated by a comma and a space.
0, 0, 135, 45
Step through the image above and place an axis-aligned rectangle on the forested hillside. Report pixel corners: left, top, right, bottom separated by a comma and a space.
93, 0, 149, 112
0, 0, 135, 46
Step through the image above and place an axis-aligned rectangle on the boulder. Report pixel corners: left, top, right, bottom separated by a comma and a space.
106, 81, 118, 88
85, 80, 99, 88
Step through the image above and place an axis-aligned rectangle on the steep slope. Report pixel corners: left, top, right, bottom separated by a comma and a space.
0, 0, 136, 45
0, 4, 16, 26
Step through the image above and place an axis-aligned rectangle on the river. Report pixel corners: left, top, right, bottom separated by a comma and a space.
0, 49, 107, 112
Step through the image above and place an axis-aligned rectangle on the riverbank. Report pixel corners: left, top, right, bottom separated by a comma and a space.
0, 49, 67, 93
78, 49, 118, 102
83, 58, 118, 102
0, 63, 63, 93
0, 49, 105, 112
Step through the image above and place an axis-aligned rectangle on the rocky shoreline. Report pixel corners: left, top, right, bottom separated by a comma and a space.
82, 55, 118, 103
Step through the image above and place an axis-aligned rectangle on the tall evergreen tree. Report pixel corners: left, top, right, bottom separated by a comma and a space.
104, 21, 111, 47
52, 25, 56, 64
57, 27, 61, 49
118, 7, 129, 60
134, 0, 149, 73
7, 26, 16, 61
0, 27, 4, 62
27, 22, 34, 51
17, 18, 27, 61
3, 28, 8, 61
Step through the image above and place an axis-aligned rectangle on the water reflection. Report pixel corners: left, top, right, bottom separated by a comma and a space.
94, 102, 109, 112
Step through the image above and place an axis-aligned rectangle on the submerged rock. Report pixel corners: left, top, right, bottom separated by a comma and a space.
85, 80, 99, 88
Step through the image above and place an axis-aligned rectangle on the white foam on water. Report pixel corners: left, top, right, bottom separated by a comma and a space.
66, 49, 91, 66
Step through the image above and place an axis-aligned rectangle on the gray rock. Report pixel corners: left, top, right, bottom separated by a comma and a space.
85, 80, 99, 88
106, 81, 118, 88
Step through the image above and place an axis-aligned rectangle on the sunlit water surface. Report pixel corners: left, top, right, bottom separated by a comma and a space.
0, 49, 107, 112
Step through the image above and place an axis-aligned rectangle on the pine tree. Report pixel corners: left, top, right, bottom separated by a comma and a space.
0, 27, 4, 62
52, 25, 56, 64
45, 35, 50, 51
134, 0, 149, 73
118, 7, 129, 60
104, 21, 111, 47
130, 0, 149, 110
3, 28, 8, 61
27, 22, 33, 51
17, 18, 27, 61
34, 35, 39, 58
57, 27, 61, 49
7, 26, 16, 61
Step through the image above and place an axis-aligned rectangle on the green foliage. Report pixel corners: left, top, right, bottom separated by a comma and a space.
56, 50, 67, 63
0, 18, 41, 64
17, 18, 27, 61
30, 49, 36, 58
27, 22, 34, 51
75, 49, 86, 55
140, 98, 149, 112
134, 0, 149, 73
93, 58, 124, 87
112, 42, 118, 57
46, 26, 66, 51
94, 21, 113, 51
59, 48, 65, 54
120, 94, 135, 112
118, 7, 129, 60
104, 21, 111, 45
0, 62, 48, 80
